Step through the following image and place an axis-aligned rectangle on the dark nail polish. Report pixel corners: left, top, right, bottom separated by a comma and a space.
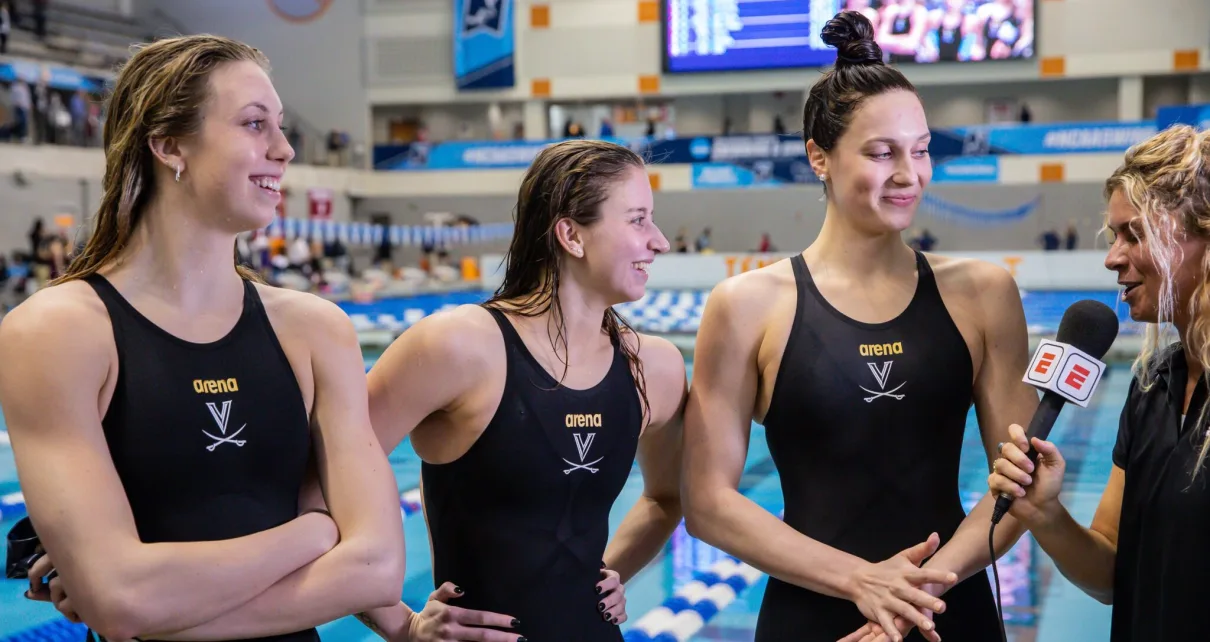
598, 602, 606, 611
601, 561, 607, 568
611, 616, 618, 625
511, 618, 520, 628
603, 612, 610, 621
454, 586, 463, 594
595, 585, 602, 594
519, 638, 528, 642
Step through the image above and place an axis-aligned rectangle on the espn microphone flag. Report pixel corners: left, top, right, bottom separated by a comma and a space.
1024, 339, 1106, 408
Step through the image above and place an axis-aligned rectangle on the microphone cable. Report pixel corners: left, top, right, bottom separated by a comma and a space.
989, 519, 1009, 642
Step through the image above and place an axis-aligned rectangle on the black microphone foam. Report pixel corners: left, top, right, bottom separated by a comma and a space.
991, 299, 1119, 525
1053, 299, 1119, 360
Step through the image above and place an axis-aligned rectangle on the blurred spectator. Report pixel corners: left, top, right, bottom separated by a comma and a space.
31, 74, 48, 145
28, 218, 44, 260
0, 1, 10, 55
70, 89, 87, 145
49, 90, 69, 143
33, 0, 46, 40
286, 236, 312, 273
1019, 103, 1033, 123
909, 228, 937, 251
326, 129, 348, 166
599, 119, 613, 137
695, 227, 712, 253
674, 227, 689, 253
1064, 221, 1078, 250
757, 233, 776, 253
773, 115, 786, 135
1, 80, 30, 143
1039, 229, 1061, 251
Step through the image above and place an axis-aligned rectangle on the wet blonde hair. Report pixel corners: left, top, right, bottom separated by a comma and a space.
53, 34, 270, 286
1105, 124, 1210, 475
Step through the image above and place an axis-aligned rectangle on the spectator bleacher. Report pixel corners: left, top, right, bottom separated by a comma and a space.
4, 0, 141, 69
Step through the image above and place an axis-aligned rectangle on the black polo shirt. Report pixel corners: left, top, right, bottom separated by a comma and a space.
1111, 344, 1208, 641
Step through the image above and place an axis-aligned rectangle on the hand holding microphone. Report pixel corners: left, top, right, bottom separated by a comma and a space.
990, 299, 1119, 525
988, 423, 1068, 528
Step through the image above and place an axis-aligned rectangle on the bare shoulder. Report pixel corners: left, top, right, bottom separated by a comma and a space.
0, 281, 114, 417
928, 254, 1026, 355
0, 280, 112, 358
254, 284, 357, 345
375, 303, 503, 375
703, 258, 796, 327
621, 331, 687, 387
928, 254, 1021, 307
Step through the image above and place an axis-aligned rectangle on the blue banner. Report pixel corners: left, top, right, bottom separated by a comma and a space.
945, 121, 1158, 155
691, 160, 819, 189
0, 61, 106, 92
932, 156, 1000, 183
374, 121, 1157, 172
1156, 104, 1210, 131
453, 0, 515, 90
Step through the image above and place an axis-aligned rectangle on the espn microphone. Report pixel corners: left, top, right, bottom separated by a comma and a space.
990, 299, 1119, 524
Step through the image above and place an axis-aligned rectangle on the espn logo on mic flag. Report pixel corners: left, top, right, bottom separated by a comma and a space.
1024, 339, 1106, 407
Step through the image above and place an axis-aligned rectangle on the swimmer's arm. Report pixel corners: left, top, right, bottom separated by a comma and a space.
145, 300, 406, 640
366, 306, 490, 453
604, 336, 688, 582
0, 297, 337, 642
923, 265, 1036, 586
681, 278, 865, 598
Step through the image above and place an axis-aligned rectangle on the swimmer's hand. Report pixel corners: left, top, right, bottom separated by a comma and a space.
403, 582, 526, 642
843, 533, 956, 642
25, 552, 141, 641
839, 582, 945, 642
596, 565, 627, 625
24, 551, 81, 624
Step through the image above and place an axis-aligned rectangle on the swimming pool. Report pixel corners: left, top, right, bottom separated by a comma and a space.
0, 353, 1125, 642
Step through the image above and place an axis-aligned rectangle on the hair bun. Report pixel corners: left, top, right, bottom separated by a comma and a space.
821, 10, 883, 68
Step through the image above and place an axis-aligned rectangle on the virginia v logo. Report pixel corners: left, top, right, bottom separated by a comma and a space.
564, 432, 603, 475
203, 400, 248, 451
574, 433, 595, 461
861, 361, 906, 403
462, 0, 505, 37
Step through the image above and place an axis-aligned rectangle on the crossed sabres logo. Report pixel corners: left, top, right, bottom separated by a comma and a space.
861, 361, 906, 403
564, 433, 601, 474
204, 400, 248, 451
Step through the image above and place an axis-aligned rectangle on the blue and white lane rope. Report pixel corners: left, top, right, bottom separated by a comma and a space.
622, 556, 764, 642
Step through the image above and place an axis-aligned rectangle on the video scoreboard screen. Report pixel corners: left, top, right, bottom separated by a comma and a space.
662, 0, 1036, 73
663, 0, 841, 73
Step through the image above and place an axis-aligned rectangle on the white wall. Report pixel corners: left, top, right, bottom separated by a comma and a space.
919, 79, 1122, 128
55, 0, 132, 15
373, 103, 527, 143
1143, 76, 1192, 119
146, 0, 369, 152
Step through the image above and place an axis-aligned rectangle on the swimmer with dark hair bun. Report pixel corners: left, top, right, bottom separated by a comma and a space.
681, 11, 1040, 642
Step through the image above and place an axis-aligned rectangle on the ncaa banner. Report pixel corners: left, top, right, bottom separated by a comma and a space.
1156, 104, 1210, 131
453, 0, 516, 90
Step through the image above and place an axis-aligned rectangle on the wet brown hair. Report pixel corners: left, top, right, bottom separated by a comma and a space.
53, 34, 269, 285
486, 139, 652, 425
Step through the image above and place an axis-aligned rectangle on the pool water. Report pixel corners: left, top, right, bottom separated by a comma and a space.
0, 355, 1125, 642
